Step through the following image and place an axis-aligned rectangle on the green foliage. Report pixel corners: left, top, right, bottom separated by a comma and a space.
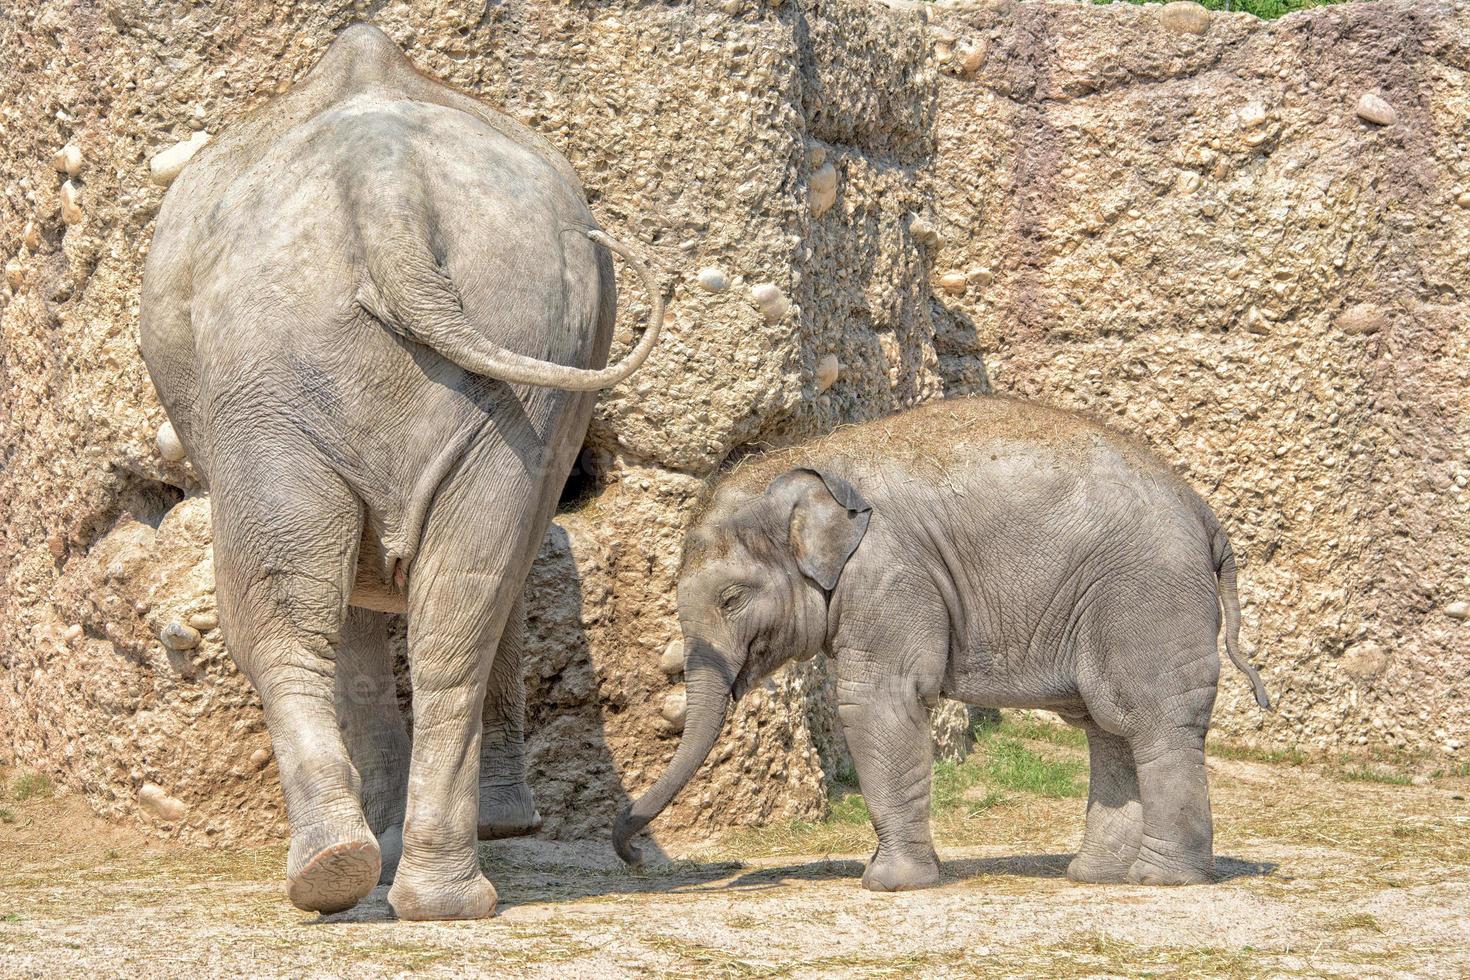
0, 809, 13, 824
1092, 0, 1361, 20
8, 772, 53, 802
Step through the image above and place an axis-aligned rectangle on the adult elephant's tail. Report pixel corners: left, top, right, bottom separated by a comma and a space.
357, 220, 663, 391
1209, 518, 1272, 711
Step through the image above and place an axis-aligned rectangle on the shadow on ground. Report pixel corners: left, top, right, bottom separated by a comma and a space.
314, 849, 1277, 922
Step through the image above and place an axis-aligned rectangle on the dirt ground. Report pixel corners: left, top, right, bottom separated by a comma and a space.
2, 732, 1468, 979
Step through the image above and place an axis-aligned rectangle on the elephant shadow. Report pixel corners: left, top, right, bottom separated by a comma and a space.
719, 852, 1278, 891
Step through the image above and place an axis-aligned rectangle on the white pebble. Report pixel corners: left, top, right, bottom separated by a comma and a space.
939, 272, 967, 296
696, 267, 728, 293
160, 621, 202, 651
659, 639, 685, 675
751, 282, 790, 323
137, 782, 188, 822
809, 161, 837, 218
1238, 102, 1267, 128
51, 143, 83, 176
1446, 600, 1469, 621
156, 420, 187, 461
815, 353, 841, 393
60, 180, 83, 224
150, 131, 211, 187
1158, 1, 1211, 35
1356, 92, 1397, 126
188, 610, 219, 632
967, 267, 993, 287
661, 690, 688, 731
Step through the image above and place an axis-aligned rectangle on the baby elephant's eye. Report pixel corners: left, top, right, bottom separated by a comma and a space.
719, 587, 748, 613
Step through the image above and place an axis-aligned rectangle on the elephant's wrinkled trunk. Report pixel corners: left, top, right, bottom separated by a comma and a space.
613, 647, 734, 866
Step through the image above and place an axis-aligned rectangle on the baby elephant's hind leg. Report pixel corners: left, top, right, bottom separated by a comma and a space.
477, 593, 542, 840
1064, 716, 1142, 884
1129, 723, 1214, 885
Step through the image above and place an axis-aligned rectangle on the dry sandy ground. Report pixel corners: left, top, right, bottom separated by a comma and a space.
2, 749, 1467, 978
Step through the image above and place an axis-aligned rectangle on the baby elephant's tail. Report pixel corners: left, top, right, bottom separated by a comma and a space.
1210, 521, 1272, 711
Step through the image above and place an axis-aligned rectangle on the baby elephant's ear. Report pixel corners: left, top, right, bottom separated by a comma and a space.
769, 468, 872, 591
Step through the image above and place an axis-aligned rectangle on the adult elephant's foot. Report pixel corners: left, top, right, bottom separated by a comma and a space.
862, 848, 940, 892
387, 871, 498, 921
1066, 851, 1133, 884
1126, 846, 1214, 886
477, 782, 542, 840
376, 824, 404, 885
285, 823, 381, 914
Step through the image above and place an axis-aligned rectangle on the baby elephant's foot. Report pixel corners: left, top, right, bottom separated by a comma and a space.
1127, 851, 1215, 886
477, 782, 542, 841
286, 827, 381, 914
862, 849, 940, 892
388, 871, 498, 921
1066, 851, 1134, 884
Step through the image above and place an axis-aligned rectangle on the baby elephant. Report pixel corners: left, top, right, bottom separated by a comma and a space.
614, 396, 1269, 891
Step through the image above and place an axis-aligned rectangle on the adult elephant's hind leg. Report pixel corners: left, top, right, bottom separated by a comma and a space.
336, 608, 410, 883
387, 474, 533, 920
478, 593, 542, 840
1064, 716, 1142, 884
211, 464, 379, 914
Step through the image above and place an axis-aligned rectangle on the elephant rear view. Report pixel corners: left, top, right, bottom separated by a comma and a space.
615, 396, 1269, 891
140, 25, 662, 920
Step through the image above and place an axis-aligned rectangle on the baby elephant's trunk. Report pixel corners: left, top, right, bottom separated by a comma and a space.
613, 652, 734, 865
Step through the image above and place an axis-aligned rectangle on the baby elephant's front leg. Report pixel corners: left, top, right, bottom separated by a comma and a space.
837, 675, 940, 892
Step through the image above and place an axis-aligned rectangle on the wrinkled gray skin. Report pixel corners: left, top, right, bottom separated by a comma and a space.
615, 397, 1270, 891
140, 25, 662, 920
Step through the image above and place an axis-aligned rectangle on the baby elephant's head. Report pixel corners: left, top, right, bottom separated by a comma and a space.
613, 467, 870, 865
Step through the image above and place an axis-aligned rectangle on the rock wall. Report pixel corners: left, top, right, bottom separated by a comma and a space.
1, 0, 1465, 846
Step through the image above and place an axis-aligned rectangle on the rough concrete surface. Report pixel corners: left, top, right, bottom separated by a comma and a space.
1, 0, 1467, 852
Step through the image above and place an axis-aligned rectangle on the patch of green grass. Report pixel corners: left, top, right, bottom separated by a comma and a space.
1, 912, 20, 924
997, 713, 1088, 749
8, 772, 53, 802
1340, 765, 1413, 786
827, 791, 870, 825
978, 734, 1086, 799
1091, 0, 1360, 21
0, 808, 14, 824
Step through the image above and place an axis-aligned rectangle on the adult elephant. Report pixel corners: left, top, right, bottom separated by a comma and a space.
140, 24, 662, 920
